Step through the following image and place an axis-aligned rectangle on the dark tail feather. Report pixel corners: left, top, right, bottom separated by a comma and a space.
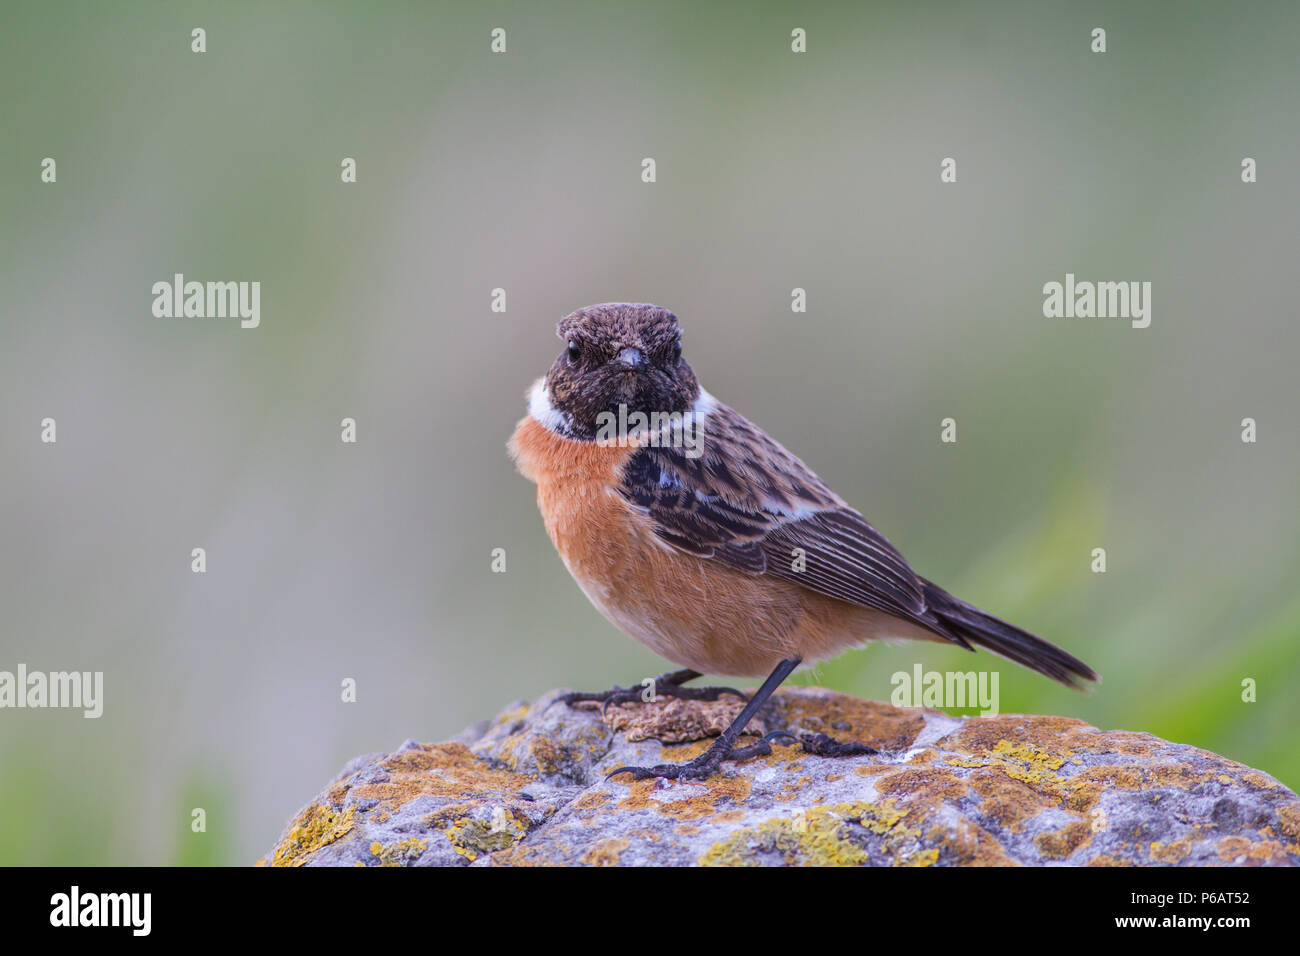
922, 580, 1099, 690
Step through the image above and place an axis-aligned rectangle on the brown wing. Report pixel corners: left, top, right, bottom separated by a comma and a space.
618, 400, 960, 641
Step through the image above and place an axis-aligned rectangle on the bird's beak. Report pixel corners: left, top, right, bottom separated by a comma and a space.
615, 347, 647, 369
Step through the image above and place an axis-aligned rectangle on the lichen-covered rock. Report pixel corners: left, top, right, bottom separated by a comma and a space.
261, 687, 1300, 867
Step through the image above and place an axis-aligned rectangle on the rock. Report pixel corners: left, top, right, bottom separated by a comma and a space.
261, 687, 1300, 867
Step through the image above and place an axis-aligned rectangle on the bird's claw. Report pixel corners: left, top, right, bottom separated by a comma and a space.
606, 757, 721, 782
604, 730, 878, 782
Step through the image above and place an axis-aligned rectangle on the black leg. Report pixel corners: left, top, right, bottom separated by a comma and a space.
605, 659, 881, 781
554, 667, 746, 711
606, 658, 802, 781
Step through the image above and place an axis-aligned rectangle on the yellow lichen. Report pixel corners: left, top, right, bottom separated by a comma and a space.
698, 801, 918, 867
369, 837, 429, 866
445, 808, 528, 861
270, 804, 356, 867
947, 739, 1066, 785
900, 847, 939, 867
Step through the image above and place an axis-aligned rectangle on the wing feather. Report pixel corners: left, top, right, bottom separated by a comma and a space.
617, 401, 945, 633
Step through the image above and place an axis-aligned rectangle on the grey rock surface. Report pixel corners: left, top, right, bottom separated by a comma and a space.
262, 687, 1300, 866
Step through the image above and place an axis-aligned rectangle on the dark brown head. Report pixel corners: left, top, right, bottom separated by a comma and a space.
533, 303, 700, 440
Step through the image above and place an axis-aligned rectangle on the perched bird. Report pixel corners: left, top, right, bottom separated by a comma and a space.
509, 303, 1097, 780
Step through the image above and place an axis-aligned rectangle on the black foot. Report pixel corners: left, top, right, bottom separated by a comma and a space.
795, 732, 878, 758
554, 668, 747, 713
606, 730, 878, 782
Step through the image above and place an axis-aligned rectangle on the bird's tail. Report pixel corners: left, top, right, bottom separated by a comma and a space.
922, 579, 1098, 690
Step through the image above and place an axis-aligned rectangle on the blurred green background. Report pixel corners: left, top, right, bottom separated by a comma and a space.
1, 1, 1297, 865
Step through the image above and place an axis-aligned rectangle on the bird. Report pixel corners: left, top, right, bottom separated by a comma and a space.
508, 302, 1098, 781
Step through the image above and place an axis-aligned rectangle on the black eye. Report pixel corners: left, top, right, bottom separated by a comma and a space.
567, 340, 580, 362
672, 339, 682, 361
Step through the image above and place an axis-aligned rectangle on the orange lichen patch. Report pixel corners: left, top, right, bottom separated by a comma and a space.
615, 779, 659, 813
1035, 820, 1091, 860
579, 837, 630, 866
946, 715, 1091, 758
927, 819, 1017, 867
526, 736, 564, 773
1087, 854, 1133, 867
676, 824, 701, 836
614, 772, 752, 821
853, 764, 897, 778
656, 796, 729, 822
325, 780, 352, 807
1241, 772, 1285, 791
603, 696, 763, 744
348, 743, 534, 808
1277, 804, 1300, 847
660, 776, 753, 822
1072, 762, 1215, 795
1149, 838, 1194, 864
572, 790, 610, 811
772, 691, 926, 751
877, 767, 970, 805
711, 774, 753, 804
485, 842, 554, 867
270, 804, 356, 867
967, 769, 1058, 833
941, 737, 1231, 827
1060, 780, 1105, 815
1096, 731, 1169, 757
1214, 836, 1292, 865
659, 741, 712, 762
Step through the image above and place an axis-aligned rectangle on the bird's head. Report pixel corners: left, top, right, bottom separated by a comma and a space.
532, 303, 701, 441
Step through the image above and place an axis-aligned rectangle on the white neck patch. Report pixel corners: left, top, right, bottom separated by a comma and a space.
693, 387, 718, 421
528, 377, 573, 435
528, 377, 718, 442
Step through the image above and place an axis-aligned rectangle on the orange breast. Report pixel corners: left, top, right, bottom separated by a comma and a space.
508, 416, 935, 677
